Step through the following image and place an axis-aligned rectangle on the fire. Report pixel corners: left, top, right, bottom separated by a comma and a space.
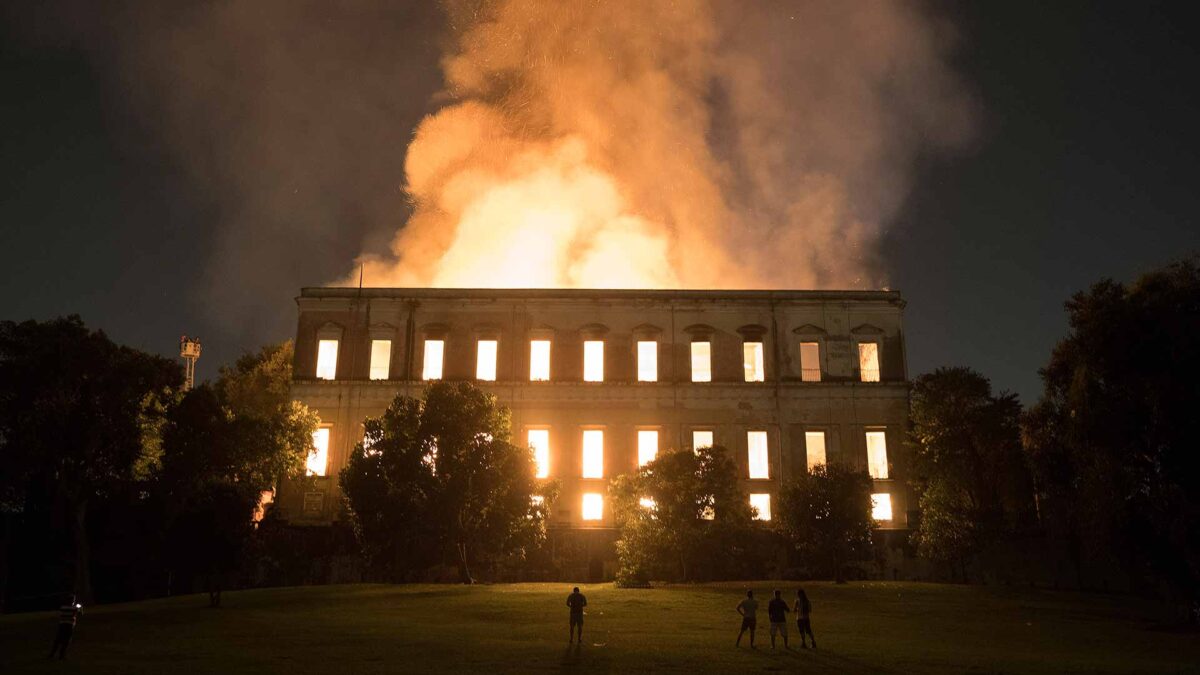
352, 1, 974, 290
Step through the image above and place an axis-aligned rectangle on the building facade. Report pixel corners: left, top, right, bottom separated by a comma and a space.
281, 287, 911, 536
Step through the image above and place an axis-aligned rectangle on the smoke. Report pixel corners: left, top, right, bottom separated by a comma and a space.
8, 0, 974, 338
359, 0, 976, 289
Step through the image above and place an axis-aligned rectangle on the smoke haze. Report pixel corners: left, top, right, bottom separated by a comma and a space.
364, 0, 976, 289
8, 0, 975, 336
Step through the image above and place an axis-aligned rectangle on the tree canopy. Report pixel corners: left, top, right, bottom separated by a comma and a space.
610, 445, 758, 585
1022, 258, 1200, 614
908, 367, 1033, 578
0, 316, 180, 601
340, 382, 549, 583
777, 463, 874, 583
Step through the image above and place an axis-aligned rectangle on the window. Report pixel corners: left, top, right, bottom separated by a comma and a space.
581, 493, 603, 521
530, 340, 551, 381
637, 340, 658, 382
692, 430, 714, 454
747, 431, 769, 479
691, 341, 711, 382
805, 431, 827, 470
750, 493, 772, 521
584, 340, 604, 382
422, 339, 444, 380
362, 428, 379, 457
872, 493, 893, 521
308, 427, 330, 476
582, 429, 604, 478
858, 342, 880, 382
639, 497, 657, 510
799, 342, 821, 382
369, 340, 391, 380
316, 339, 338, 380
637, 430, 659, 467
476, 340, 498, 381
866, 430, 889, 479
743, 342, 764, 382
528, 429, 550, 479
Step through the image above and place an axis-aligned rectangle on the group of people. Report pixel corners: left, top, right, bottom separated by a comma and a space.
736, 588, 816, 650
565, 586, 817, 650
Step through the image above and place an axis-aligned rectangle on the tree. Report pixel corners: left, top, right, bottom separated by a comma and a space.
340, 382, 548, 583
151, 341, 317, 601
0, 316, 180, 602
908, 367, 1034, 579
610, 445, 757, 584
1022, 258, 1200, 616
777, 463, 874, 583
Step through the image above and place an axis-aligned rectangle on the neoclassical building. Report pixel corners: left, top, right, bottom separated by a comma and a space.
279, 287, 911, 535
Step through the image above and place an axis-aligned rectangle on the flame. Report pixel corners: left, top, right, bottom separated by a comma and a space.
353, 0, 974, 290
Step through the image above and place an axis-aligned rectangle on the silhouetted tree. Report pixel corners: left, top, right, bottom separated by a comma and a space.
0, 316, 179, 602
1022, 258, 1200, 618
610, 445, 756, 585
340, 382, 548, 583
777, 464, 874, 583
908, 367, 1034, 580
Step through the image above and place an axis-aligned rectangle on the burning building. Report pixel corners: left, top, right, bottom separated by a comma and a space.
279, 287, 911, 544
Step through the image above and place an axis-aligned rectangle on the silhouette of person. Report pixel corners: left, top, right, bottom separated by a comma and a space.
735, 589, 759, 648
794, 588, 816, 649
48, 593, 82, 660
767, 589, 790, 649
566, 586, 587, 644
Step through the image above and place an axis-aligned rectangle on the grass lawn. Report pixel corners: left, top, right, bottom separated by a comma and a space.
2, 581, 1197, 674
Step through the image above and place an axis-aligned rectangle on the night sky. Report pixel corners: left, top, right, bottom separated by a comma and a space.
1, 1, 1196, 403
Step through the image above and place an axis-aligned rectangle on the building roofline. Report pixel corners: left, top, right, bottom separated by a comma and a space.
297, 287, 904, 304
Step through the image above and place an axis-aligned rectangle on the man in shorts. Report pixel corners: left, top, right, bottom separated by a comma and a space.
735, 589, 759, 648
566, 586, 587, 644
767, 589, 790, 649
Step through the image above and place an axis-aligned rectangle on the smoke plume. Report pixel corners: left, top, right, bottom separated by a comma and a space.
359, 0, 975, 289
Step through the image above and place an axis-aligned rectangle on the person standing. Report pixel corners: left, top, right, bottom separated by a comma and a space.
566, 586, 587, 644
735, 589, 759, 648
767, 589, 790, 649
48, 594, 82, 660
794, 588, 817, 649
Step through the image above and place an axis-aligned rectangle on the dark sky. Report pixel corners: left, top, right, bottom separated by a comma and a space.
1, 1, 1197, 403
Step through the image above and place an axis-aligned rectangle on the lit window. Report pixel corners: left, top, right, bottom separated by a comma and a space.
531, 495, 545, 508
528, 429, 550, 479
866, 430, 889, 479
424, 439, 438, 474
476, 340, 498, 381
805, 431, 827, 470
747, 430, 769, 479
308, 427, 330, 476
700, 505, 715, 520
691, 341, 711, 382
639, 497, 657, 510
369, 340, 391, 380
743, 342, 764, 382
872, 493, 893, 521
750, 493, 772, 521
582, 493, 603, 521
637, 430, 658, 466
582, 429, 604, 478
422, 339, 444, 380
530, 340, 551, 381
799, 342, 821, 382
584, 340, 604, 382
858, 343, 880, 382
316, 340, 338, 380
692, 430, 714, 454
637, 341, 658, 382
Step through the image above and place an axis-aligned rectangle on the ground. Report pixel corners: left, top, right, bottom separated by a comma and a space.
2, 582, 1197, 674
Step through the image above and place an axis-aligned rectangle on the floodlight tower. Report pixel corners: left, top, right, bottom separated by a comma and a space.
180, 335, 202, 391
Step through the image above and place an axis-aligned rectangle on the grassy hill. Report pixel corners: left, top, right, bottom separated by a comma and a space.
2, 582, 1197, 674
